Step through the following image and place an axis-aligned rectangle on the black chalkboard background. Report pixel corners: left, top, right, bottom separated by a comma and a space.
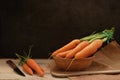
0, 0, 120, 58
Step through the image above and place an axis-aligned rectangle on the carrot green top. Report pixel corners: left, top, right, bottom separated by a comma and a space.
80, 27, 115, 43
15, 45, 33, 65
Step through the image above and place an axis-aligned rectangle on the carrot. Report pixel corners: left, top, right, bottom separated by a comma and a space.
56, 49, 73, 58
52, 39, 80, 56
22, 63, 33, 75
52, 27, 114, 58
15, 45, 44, 77
39, 65, 44, 73
74, 39, 103, 59
65, 41, 90, 59
27, 59, 44, 77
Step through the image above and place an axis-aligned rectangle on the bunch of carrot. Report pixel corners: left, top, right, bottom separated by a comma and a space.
15, 45, 44, 77
52, 27, 115, 59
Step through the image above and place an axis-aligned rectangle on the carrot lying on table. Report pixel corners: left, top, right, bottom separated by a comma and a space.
52, 39, 80, 56
74, 39, 103, 59
65, 41, 90, 59
23, 63, 33, 75
27, 59, 44, 77
15, 45, 44, 77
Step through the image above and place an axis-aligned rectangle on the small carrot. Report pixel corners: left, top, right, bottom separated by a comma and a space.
22, 63, 33, 75
74, 39, 103, 59
27, 59, 44, 77
56, 49, 73, 58
15, 45, 44, 77
39, 65, 44, 73
65, 41, 90, 59
52, 39, 80, 56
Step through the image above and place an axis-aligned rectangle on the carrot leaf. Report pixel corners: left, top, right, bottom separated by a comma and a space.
80, 27, 115, 43
15, 45, 34, 65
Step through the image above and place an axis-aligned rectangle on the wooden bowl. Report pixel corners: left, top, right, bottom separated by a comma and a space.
53, 56, 94, 71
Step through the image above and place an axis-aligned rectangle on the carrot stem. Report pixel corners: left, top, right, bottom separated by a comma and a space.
80, 27, 115, 43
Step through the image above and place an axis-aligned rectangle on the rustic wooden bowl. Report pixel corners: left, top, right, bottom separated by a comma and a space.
53, 56, 94, 71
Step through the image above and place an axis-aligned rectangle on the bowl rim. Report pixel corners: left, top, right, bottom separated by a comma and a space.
53, 55, 95, 61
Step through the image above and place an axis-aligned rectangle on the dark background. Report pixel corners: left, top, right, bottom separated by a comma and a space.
0, 0, 120, 58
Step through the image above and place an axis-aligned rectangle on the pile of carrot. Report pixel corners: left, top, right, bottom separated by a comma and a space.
52, 27, 115, 59
15, 45, 44, 77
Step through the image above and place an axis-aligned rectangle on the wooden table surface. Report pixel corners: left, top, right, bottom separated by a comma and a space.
0, 59, 69, 80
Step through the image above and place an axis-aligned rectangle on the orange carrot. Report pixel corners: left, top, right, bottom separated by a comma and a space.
27, 59, 44, 77
39, 65, 44, 73
74, 39, 103, 59
65, 41, 90, 59
56, 49, 73, 58
22, 63, 33, 75
15, 46, 44, 77
52, 39, 80, 56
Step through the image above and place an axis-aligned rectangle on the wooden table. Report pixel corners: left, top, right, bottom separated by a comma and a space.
0, 59, 69, 80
